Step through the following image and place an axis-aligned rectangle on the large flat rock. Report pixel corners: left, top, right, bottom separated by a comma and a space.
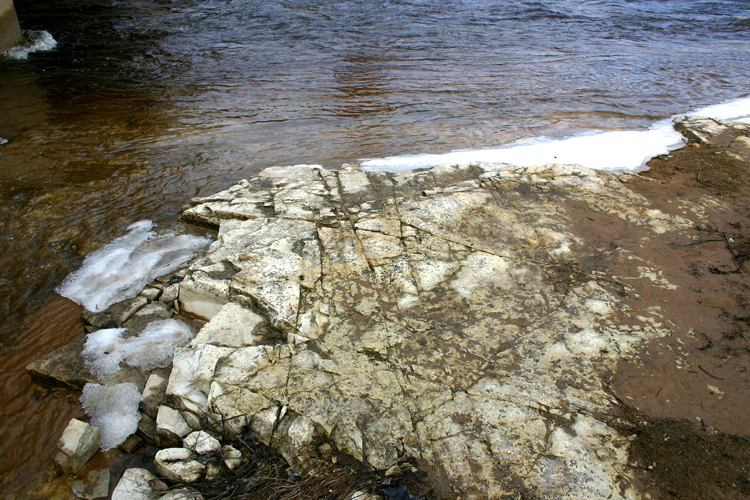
171, 156, 719, 499
26, 337, 100, 388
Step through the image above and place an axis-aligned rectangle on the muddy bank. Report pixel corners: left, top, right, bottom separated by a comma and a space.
610, 131, 750, 437
607, 121, 750, 499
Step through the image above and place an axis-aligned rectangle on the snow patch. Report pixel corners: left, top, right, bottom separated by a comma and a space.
363, 123, 683, 173
80, 383, 143, 450
2, 30, 57, 60
56, 221, 211, 312
693, 96, 750, 124
82, 319, 195, 382
361, 96, 750, 174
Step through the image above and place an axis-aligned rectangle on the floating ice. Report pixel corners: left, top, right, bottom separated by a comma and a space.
56, 221, 212, 312
80, 383, 143, 450
82, 319, 195, 382
2, 30, 57, 60
361, 96, 750, 174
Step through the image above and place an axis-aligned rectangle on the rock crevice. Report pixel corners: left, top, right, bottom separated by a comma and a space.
171, 160, 697, 498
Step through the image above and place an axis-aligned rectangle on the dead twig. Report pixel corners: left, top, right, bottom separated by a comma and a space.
698, 365, 724, 380
670, 238, 725, 247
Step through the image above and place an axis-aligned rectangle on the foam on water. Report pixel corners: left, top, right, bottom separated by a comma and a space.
55, 221, 212, 312
82, 319, 195, 382
361, 96, 750, 174
80, 382, 142, 450
1, 30, 57, 60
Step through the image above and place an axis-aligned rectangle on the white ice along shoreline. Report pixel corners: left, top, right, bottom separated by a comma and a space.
1, 30, 57, 60
361, 96, 750, 174
82, 319, 196, 382
56, 220, 212, 312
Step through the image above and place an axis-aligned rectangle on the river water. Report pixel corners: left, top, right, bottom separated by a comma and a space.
1, 0, 749, 494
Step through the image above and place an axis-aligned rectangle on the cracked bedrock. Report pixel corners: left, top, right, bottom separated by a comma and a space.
172, 162, 692, 499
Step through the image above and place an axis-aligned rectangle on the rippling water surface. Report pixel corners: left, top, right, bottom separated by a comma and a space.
1, 0, 749, 493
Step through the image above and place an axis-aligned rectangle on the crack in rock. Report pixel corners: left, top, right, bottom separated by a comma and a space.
169, 162, 694, 498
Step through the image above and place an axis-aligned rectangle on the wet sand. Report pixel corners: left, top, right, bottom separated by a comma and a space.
606, 130, 750, 498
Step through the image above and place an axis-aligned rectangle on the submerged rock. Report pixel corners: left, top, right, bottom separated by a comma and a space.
26, 337, 100, 388
71, 468, 110, 500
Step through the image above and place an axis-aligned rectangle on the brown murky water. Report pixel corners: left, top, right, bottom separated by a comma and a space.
0, 296, 85, 495
2, 0, 750, 495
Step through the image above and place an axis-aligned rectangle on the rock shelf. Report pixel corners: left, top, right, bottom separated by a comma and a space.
29, 116, 750, 499
175, 159, 679, 499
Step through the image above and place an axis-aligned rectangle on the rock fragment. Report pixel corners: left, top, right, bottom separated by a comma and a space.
154, 448, 206, 483
190, 301, 266, 348
139, 286, 162, 301
160, 284, 180, 305
137, 413, 160, 446
81, 296, 148, 329
111, 468, 160, 500
52, 418, 101, 475
156, 405, 192, 446
183, 430, 221, 455
160, 489, 205, 500
142, 372, 170, 420
221, 444, 243, 470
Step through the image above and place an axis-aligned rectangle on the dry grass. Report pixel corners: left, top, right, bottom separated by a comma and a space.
187, 427, 434, 500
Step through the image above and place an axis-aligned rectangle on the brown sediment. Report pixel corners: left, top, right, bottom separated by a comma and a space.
609, 139, 750, 437
573, 125, 750, 498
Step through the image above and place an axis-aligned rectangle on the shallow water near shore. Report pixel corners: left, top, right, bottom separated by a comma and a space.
1, 0, 750, 494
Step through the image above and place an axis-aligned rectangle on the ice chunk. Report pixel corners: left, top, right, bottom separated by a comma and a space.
361, 96, 750, 174
2, 30, 57, 60
82, 319, 195, 382
361, 122, 684, 174
81, 328, 129, 382
694, 96, 750, 124
80, 383, 143, 450
56, 221, 211, 312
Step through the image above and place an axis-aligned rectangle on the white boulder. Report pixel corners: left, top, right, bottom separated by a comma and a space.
52, 418, 101, 474
183, 430, 221, 455
154, 448, 206, 483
